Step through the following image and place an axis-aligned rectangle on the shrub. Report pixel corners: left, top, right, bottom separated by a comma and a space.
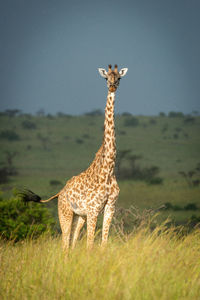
0, 192, 55, 241
184, 117, 195, 124
164, 202, 182, 211
82, 134, 90, 139
4, 151, 18, 176
184, 203, 198, 211
189, 215, 200, 227
179, 168, 200, 187
159, 112, 166, 117
4, 109, 21, 117
161, 124, 168, 133
124, 116, 139, 127
116, 150, 163, 184
76, 138, 84, 144
149, 119, 157, 125
175, 127, 182, 132
49, 180, 62, 186
118, 130, 126, 135
164, 202, 198, 211
168, 111, 184, 118
0, 168, 10, 183
85, 109, 103, 116
121, 112, 132, 116
164, 202, 173, 210
21, 120, 36, 129
0, 130, 20, 141
148, 177, 163, 185
173, 133, 179, 139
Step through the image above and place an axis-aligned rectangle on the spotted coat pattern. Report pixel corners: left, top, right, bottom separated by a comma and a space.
58, 91, 120, 251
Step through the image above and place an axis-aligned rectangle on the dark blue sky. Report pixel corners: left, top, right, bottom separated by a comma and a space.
0, 0, 200, 115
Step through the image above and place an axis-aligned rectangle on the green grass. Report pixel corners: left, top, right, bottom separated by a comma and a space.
0, 113, 200, 225
1, 226, 200, 299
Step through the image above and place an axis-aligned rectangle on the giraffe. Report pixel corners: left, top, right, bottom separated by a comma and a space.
20, 64, 128, 251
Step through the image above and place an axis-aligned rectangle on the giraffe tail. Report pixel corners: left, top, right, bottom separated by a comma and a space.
17, 189, 59, 203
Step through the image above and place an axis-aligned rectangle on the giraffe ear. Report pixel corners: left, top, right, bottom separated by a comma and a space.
119, 68, 128, 77
98, 68, 108, 78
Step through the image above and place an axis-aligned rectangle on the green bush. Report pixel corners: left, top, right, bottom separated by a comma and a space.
184, 203, 198, 211
0, 130, 20, 141
116, 151, 163, 184
0, 192, 55, 241
84, 109, 103, 116
21, 120, 36, 129
124, 116, 139, 127
184, 117, 195, 124
0, 168, 9, 184
49, 180, 62, 186
168, 111, 184, 118
159, 112, 166, 117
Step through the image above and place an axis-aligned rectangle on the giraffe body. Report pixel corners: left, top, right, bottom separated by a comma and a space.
58, 91, 120, 250
20, 65, 128, 251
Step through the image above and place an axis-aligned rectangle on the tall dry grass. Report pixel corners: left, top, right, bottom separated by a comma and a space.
0, 226, 200, 300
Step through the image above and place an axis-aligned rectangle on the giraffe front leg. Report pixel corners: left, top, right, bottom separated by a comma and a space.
87, 212, 98, 250
71, 215, 86, 249
101, 203, 115, 247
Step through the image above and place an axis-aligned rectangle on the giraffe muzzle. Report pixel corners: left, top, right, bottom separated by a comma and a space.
109, 86, 116, 92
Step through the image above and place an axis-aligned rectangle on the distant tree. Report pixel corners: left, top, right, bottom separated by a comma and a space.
4, 109, 21, 117
57, 112, 66, 117
159, 112, 166, 117
84, 109, 103, 116
161, 124, 168, 133
116, 149, 163, 184
191, 110, 199, 116
36, 109, 45, 117
179, 165, 200, 187
116, 150, 132, 176
47, 114, 54, 119
168, 111, 184, 118
37, 134, 50, 150
121, 112, 132, 116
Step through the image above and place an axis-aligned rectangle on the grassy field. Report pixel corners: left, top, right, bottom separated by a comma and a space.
1, 226, 200, 300
0, 112, 200, 226
1, 113, 200, 299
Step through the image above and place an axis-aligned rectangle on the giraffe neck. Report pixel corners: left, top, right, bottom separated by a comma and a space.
102, 91, 116, 176
85, 91, 116, 181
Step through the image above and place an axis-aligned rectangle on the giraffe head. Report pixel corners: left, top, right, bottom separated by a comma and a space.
98, 64, 128, 92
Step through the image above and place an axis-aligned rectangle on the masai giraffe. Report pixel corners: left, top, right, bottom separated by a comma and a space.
20, 64, 128, 251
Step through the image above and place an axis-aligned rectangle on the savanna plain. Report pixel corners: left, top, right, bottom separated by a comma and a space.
0, 111, 200, 299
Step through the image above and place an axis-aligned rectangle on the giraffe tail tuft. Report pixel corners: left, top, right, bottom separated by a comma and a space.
17, 189, 42, 203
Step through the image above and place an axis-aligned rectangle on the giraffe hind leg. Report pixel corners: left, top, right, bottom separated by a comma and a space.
58, 201, 74, 253
87, 212, 98, 250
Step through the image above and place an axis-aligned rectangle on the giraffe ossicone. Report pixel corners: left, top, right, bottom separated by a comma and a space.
19, 64, 128, 251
